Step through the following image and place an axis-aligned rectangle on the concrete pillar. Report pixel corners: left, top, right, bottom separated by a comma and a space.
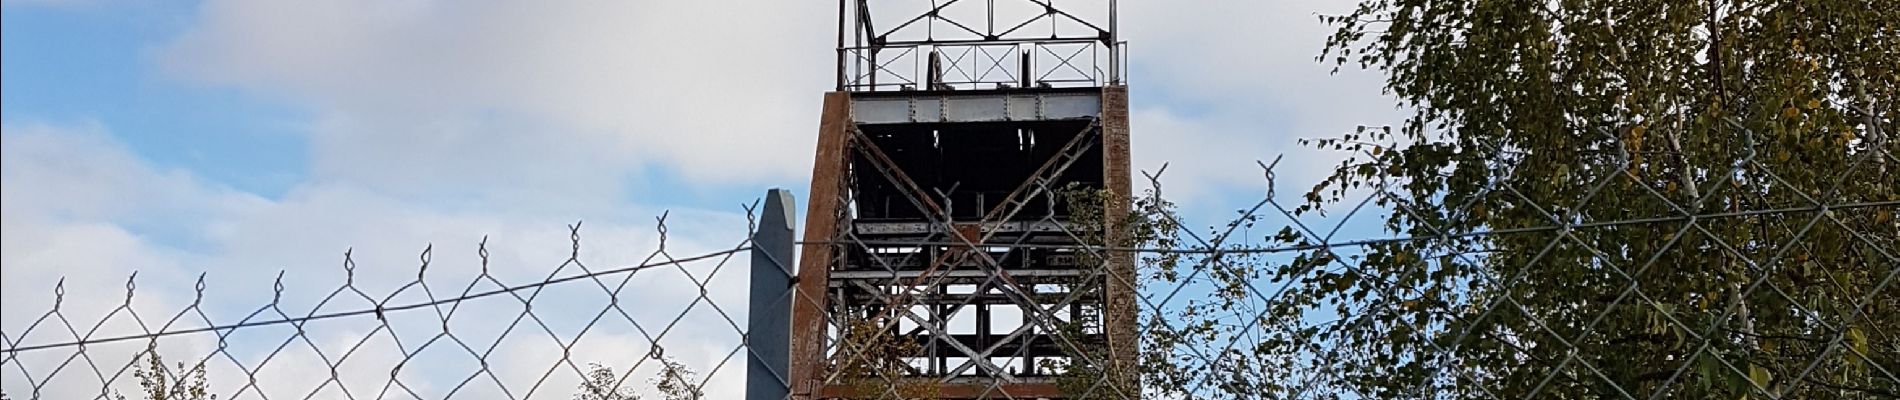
747, 189, 797, 400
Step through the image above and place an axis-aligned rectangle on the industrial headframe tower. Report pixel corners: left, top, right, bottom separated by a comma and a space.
789, 1, 1135, 398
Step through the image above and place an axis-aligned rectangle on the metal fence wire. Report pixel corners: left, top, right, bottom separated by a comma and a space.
3, 137, 1896, 399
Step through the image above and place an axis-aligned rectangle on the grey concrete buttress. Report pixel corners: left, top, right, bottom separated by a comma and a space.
746, 189, 795, 400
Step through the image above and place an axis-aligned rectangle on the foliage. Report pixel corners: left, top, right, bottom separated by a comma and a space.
1052, 184, 1185, 398
575, 363, 639, 400
1039, 319, 1139, 400
649, 357, 703, 400
831, 318, 938, 399
573, 358, 706, 400
117, 343, 213, 400
1167, 0, 1900, 398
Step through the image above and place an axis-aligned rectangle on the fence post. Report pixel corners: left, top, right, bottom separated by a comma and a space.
747, 189, 796, 400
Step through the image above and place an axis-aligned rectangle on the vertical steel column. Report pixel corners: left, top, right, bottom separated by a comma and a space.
790, 92, 854, 399
748, 189, 797, 400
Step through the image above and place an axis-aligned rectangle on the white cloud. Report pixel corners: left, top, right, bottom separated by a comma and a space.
6, 1, 1418, 397
1, 123, 229, 400
0, 122, 271, 235
159, 0, 836, 191
1120, 0, 1405, 202
151, 0, 1403, 206
0, 121, 251, 318
1, 122, 757, 399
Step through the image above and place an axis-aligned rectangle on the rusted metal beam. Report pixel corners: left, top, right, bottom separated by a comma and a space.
790, 91, 854, 400
866, 121, 1101, 300
833, 119, 1117, 393
817, 382, 1067, 399
979, 120, 1100, 223
1098, 85, 1138, 397
847, 129, 947, 220
802, 79, 1133, 399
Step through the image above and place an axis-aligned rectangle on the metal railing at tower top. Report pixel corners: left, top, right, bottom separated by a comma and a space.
835, 0, 1125, 92
840, 41, 1128, 92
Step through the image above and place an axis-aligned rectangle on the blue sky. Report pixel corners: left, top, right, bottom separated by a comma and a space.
3, 1, 1403, 398
2, 2, 307, 196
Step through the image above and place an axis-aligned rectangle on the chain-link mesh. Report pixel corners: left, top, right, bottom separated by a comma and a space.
792, 123, 1894, 400
4, 138, 1895, 399
2, 211, 764, 400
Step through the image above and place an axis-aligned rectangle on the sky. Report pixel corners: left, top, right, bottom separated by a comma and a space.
2, 1, 1402, 398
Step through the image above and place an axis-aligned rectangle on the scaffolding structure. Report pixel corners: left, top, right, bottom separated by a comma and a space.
790, 1, 1134, 398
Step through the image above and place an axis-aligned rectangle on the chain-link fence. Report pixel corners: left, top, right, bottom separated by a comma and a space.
3, 141, 1895, 399
1, 213, 760, 400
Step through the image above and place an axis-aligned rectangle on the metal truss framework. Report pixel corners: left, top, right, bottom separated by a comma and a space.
790, 84, 1136, 399
805, 2, 1134, 396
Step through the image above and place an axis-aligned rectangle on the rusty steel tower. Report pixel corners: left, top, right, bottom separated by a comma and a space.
788, 1, 1134, 398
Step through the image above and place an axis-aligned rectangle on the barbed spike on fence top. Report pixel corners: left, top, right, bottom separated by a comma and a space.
123, 272, 138, 304
568, 221, 583, 257
477, 235, 490, 274
654, 211, 669, 233
272, 271, 286, 304
1259, 154, 1284, 199
1141, 164, 1168, 193
193, 273, 207, 306
418, 244, 433, 279
654, 211, 670, 249
743, 198, 761, 233
342, 248, 356, 284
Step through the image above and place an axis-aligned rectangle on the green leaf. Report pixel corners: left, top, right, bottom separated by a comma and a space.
1747, 363, 1772, 391
1846, 326, 1868, 365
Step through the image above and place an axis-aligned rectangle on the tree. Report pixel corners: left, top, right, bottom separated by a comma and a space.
1190, 0, 1897, 398
575, 363, 639, 400
1051, 184, 1185, 399
118, 343, 213, 400
829, 318, 939, 399
573, 358, 705, 400
649, 357, 703, 400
